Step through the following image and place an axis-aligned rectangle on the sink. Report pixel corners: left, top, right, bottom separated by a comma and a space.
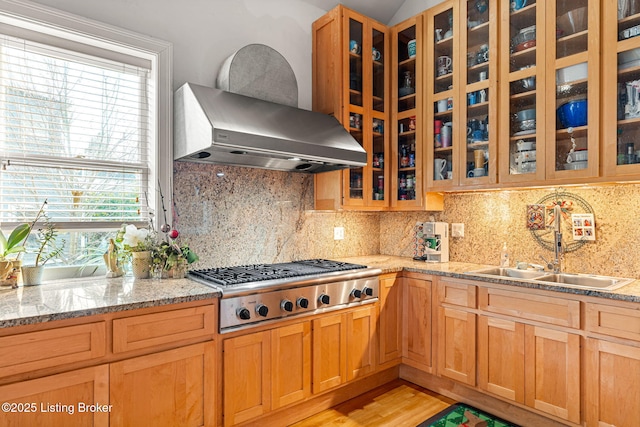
534, 273, 635, 290
466, 267, 547, 280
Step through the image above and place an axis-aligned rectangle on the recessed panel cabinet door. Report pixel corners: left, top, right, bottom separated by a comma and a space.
437, 306, 476, 385
0, 365, 109, 427
271, 322, 311, 409
524, 326, 580, 424
223, 333, 270, 427
379, 274, 402, 367
312, 313, 347, 393
402, 277, 433, 371
346, 305, 377, 381
110, 342, 215, 427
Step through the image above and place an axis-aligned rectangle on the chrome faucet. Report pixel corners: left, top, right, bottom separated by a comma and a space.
540, 205, 564, 273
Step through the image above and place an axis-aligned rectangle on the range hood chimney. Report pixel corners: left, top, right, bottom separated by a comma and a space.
174, 45, 366, 173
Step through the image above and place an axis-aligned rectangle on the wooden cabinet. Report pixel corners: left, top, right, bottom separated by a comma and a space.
312, 5, 390, 210
477, 286, 580, 424
457, 0, 498, 186
585, 302, 640, 427
0, 365, 109, 427
110, 342, 214, 427
223, 322, 312, 425
602, 0, 640, 178
499, 0, 600, 184
0, 301, 216, 427
402, 275, 433, 372
378, 273, 402, 367
312, 305, 377, 393
436, 278, 476, 385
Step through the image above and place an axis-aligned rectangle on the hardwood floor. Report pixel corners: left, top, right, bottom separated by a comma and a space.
290, 379, 455, 427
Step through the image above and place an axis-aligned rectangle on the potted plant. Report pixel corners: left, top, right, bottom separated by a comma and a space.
21, 215, 65, 286
116, 224, 156, 279
151, 230, 199, 279
0, 223, 30, 284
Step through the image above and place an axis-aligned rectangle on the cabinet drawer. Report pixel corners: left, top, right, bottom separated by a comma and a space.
478, 288, 579, 328
585, 303, 640, 341
0, 322, 106, 377
113, 305, 215, 353
438, 279, 476, 308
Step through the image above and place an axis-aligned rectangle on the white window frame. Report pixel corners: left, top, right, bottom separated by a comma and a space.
0, 0, 172, 234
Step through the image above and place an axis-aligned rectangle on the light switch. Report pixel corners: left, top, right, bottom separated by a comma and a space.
452, 223, 464, 238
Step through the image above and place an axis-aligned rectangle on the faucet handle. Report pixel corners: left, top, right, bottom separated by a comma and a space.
539, 255, 553, 271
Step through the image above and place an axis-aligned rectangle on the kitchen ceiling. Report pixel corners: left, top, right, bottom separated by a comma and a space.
299, 0, 406, 24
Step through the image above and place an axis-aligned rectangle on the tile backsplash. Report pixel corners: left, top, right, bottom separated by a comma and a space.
174, 162, 639, 278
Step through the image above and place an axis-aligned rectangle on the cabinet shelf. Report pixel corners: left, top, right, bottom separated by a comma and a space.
555, 125, 587, 138
399, 57, 416, 67
468, 101, 489, 114
467, 140, 489, 149
617, 116, 640, 126
509, 3, 536, 28
435, 146, 453, 153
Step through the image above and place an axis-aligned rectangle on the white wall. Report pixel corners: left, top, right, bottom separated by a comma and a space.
30, 0, 329, 109
388, 0, 444, 26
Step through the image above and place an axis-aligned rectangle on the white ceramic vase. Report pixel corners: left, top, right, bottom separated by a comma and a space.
131, 251, 151, 279
21, 265, 45, 286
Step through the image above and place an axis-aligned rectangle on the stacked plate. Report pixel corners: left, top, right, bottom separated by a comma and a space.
515, 140, 536, 173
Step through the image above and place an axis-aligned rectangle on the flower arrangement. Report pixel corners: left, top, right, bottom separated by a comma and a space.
151, 229, 199, 278
116, 224, 156, 254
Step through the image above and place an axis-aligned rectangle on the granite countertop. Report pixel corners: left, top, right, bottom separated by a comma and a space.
0, 275, 221, 329
2, 255, 639, 329
337, 255, 640, 304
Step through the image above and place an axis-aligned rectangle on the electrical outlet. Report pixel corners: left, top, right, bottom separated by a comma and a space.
452, 223, 464, 238
334, 227, 345, 240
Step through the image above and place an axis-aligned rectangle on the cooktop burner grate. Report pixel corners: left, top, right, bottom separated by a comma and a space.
189, 259, 367, 286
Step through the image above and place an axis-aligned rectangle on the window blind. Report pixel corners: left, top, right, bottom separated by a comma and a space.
0, 33, 151, 228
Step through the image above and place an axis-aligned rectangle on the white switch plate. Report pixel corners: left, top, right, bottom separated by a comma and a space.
452, 223, 464, 238
334, 227, 345, 240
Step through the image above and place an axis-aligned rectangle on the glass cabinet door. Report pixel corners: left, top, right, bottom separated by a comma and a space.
460, 0, 497, 185
602, 0, 640, 177
344, 17, 366, 205
546, 0, 599, 180
499, 0, 546, 183
371, 25, 388, 205
427, 2, 457, 188
393, 16, 423, 208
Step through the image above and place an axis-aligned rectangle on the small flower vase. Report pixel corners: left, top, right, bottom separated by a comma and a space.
172, 259, 188, 279
131, 251, 151, 279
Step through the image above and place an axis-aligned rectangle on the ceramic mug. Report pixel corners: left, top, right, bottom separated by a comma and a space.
434, 158, 447, 180
511, 0, 527, 11
479, 71, 488, 81
349, 39, 361, 54
437, 56, 452, 76
441, 123, 452, 147
435, 28, 443, 41
407, 39, 417, 58
372, 47, 381, 61
425, 237, 441, 252
468, 167, 485, 177
437, 99, 448, 112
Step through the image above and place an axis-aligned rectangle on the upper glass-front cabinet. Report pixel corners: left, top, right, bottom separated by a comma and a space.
602, 0, 640, 178
426, 2, 457, 189
459, 0, 497, 185
499, 0, 599, 183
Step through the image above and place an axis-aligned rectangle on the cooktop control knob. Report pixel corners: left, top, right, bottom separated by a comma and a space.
363, 287, 374, 296
318, 294, 330, 305
297, 297, 309, 309
281, 300, 294, 312
256, 304, 269, 317
237, 307, 251, 320
351, 289, 362, 298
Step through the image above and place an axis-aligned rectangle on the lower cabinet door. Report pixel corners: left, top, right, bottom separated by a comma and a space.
110, 342, 215, 427
477, 315, 525, 403
437, 306, 476, 385
0, 365, 109, 427
223, 332, 270, 426
586, 338, 640, 427
402, 277, 433, 371
271, 322, 311, 409
346, 305, 377, 381
524, 326, 580, 424
312, 313, 347, 393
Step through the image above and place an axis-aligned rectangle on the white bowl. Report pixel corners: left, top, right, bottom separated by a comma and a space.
568, 150, 588, 162
556, 63, 588, 84
516, 160, 536, 173
557, 7, 587, 35
564, 161, 588, 170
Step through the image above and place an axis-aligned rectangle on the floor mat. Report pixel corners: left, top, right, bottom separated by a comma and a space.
416, 403, 520, 427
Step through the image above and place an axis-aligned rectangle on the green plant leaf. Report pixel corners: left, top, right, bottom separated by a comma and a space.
0, 231, 7, 255
7, 224, 30, 249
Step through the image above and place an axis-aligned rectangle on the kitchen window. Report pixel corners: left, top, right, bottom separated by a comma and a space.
0, 1, 172, 276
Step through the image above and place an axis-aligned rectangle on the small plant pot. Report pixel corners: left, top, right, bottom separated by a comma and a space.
21, 265, 45, 286
131, 251, 151, 279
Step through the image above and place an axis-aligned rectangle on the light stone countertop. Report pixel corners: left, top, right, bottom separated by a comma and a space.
336, 255, 640, 304
2, 255, 639, 329
0, 275, 221, 329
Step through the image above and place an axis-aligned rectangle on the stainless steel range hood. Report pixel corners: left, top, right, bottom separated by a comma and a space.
174, 83, 367, 173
